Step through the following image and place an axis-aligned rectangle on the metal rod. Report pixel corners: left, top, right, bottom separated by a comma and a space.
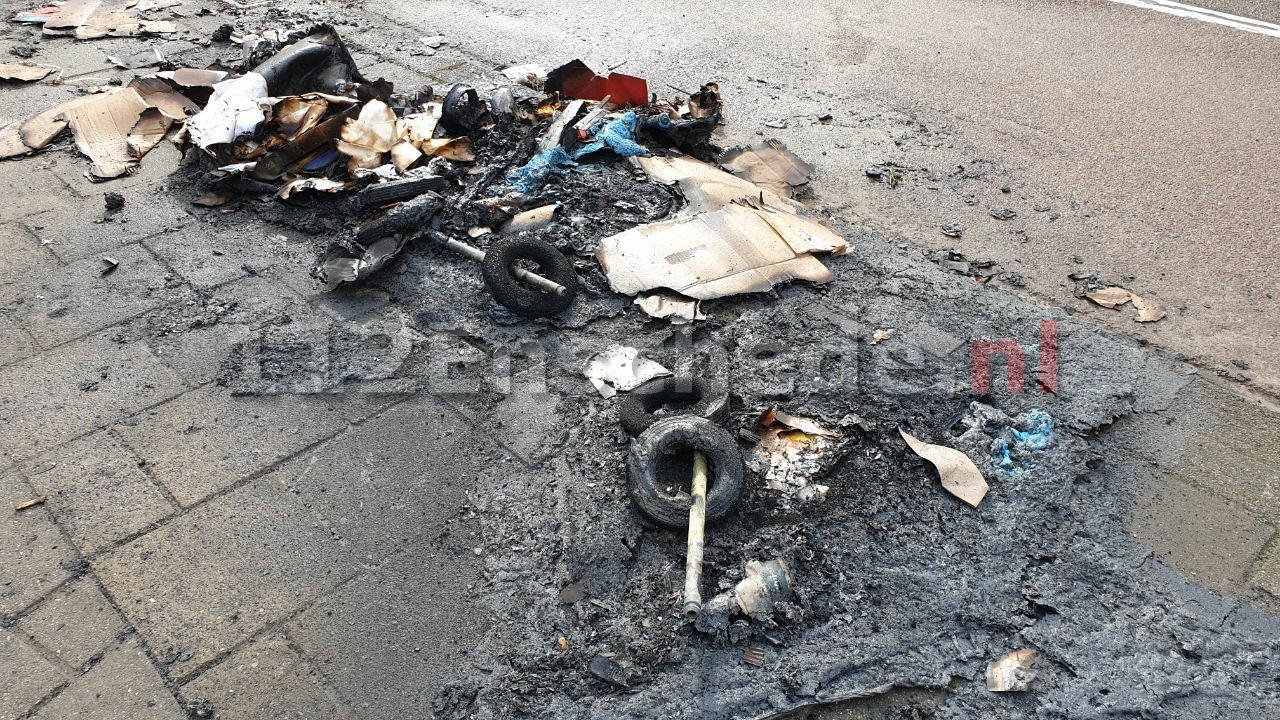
438, 237, 568, 296
683, 451, 708, 616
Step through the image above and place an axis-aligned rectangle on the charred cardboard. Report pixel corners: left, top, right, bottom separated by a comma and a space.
595, 155, 848, 300
0, 63, 55, 82
0, 93, 100, 158
720, 139, 814, 198
22, 0, 179, 39
59, 78, 198, 179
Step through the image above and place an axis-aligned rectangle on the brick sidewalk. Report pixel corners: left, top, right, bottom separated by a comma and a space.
1, 12, 503, 718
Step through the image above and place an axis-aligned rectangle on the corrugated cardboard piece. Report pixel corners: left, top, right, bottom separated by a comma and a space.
595, 155, 848, 300
59, 78, 198, 179
719, 139, 814, 198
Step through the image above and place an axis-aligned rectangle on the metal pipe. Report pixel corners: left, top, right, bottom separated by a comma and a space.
683, 451, 708, 616
437, 235, 569, 296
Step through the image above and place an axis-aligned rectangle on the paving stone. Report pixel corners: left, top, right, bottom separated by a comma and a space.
1, 626, 69, 719
25, 431, 174, 556
180, 633, 357, 720
488, 365, 565, 465
1250, 548, 1280, 605
0, 315, 39, 367
21, 174, 196, 264
1130, 474, 1275, 597
0, 244, 184, 348
0, 221, 61, 284
1115, 380, 1280, 521
134, 274, 327, 387
145, 223, 316, 291
288, 555, 487, 720
17, 578, 125, 670
2, 39, 134, 90
32, 638, 184, 720
0, 332, 186, 461
94, 482, 359, 682
48, 136, 188, 198
267, 262, 394, 322
0, 472, 77, 616
114, 386, 350, 507
261, 396, 500, 562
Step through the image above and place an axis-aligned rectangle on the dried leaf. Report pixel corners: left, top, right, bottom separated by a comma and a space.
14, 496, 47, 511
1130, 293, 1166, 323
899, 428, 988, 507
1084, 286, 1132, 309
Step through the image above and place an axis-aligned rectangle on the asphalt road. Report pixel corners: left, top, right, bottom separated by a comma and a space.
381, 0, 1280, 395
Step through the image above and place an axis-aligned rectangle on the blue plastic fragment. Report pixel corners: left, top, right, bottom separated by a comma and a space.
303, 148, 341, 173
571, 112, 648, 159
991, 437, 1015, 470
506, 146, 577, 193
990, 409, 1054, 474
506, 111, 649, 192
1011, 409, 1054, 450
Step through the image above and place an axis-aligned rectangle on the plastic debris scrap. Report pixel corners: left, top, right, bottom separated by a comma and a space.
583, 345, 671, 398
572, 111, 648, 158
992, 409, 1054, 474
185, 72, 268, 149
986, 649, 1037, 692
507, 146, 576, 193
1012, 410, 1054, 450
697, 558, 794, 632
545, 59, 648, 107
507, 111, 648, 192
749, 410, 841, 502
900, 427, 989, 507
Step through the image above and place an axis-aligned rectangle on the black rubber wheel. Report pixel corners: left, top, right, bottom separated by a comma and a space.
481, 237, 578, 317
627, 416, 744, 529
618, 376, 730, 437
440, 84, 483, 134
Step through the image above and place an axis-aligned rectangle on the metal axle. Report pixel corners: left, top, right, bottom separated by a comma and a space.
683, 451, 709, 616
432, 233, 569, 296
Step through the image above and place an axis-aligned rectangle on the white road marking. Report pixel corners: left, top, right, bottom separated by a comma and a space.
1107, 0, 1280, 37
